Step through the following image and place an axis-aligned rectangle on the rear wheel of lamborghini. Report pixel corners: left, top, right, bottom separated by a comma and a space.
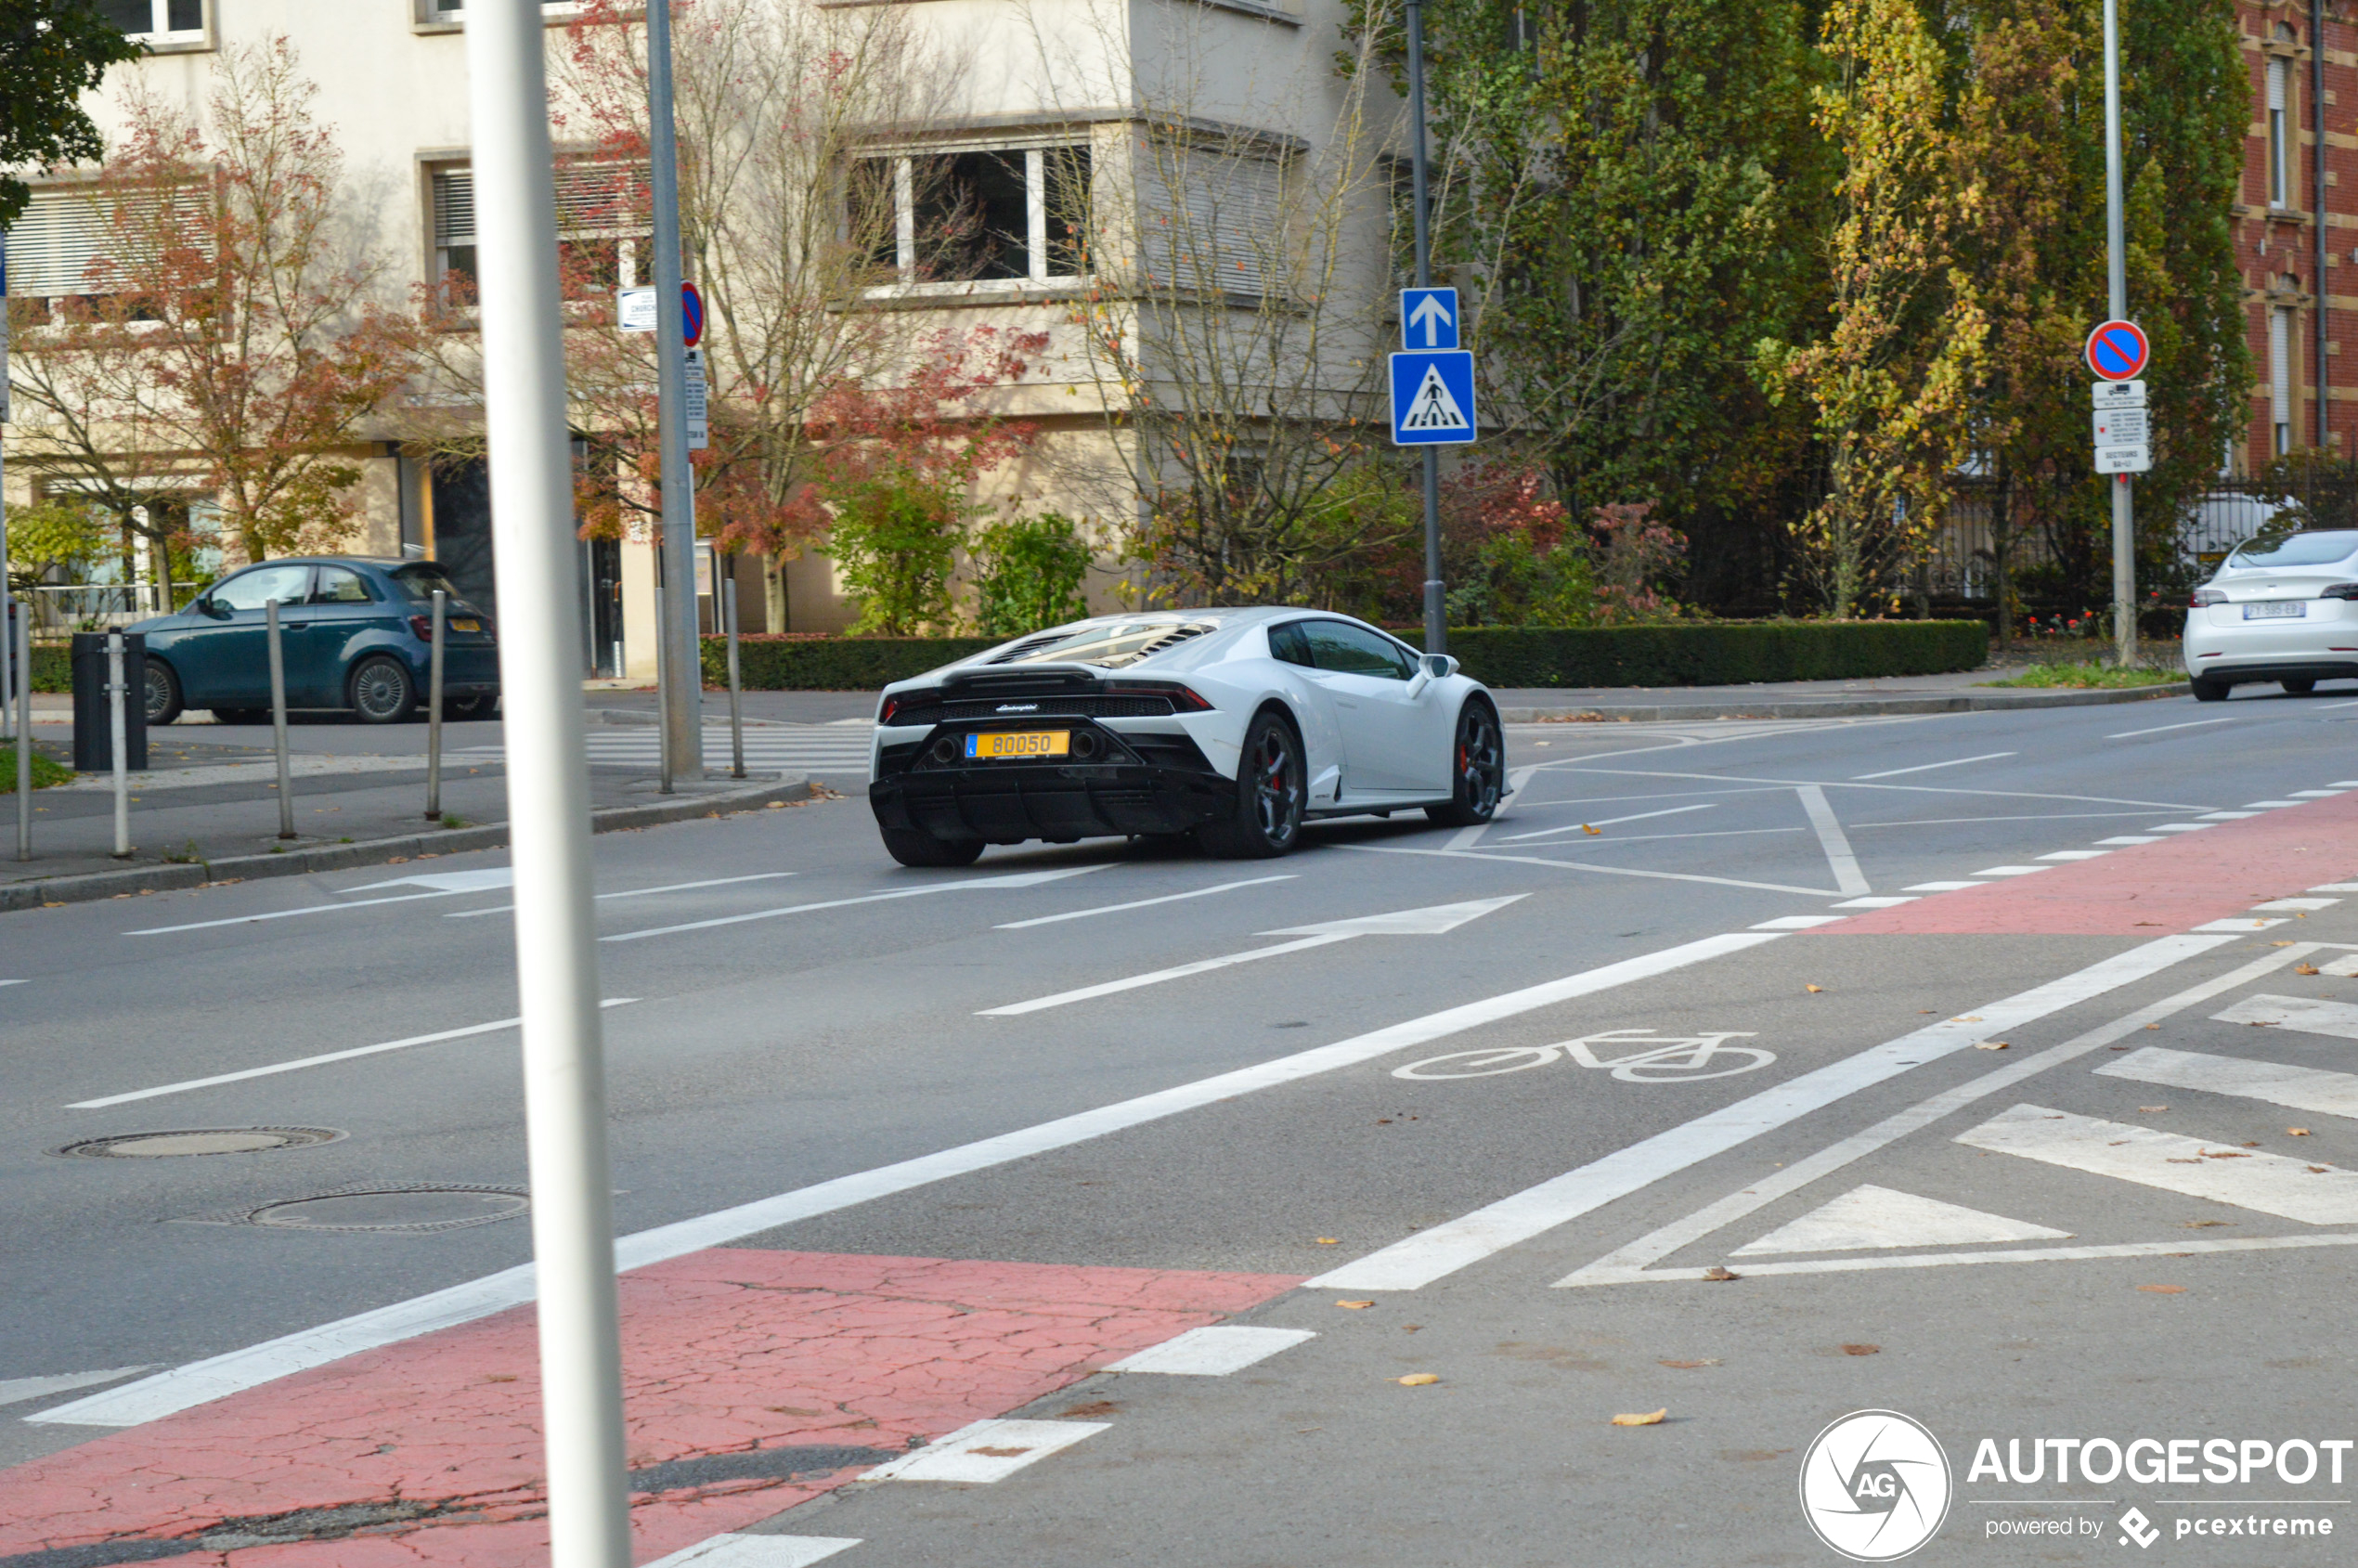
1198, 709, 1304, 859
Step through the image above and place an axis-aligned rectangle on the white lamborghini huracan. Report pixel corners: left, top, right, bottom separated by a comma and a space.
866, 609, 1507, 865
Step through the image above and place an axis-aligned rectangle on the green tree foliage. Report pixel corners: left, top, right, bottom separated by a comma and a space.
1400, 0, 1825, 531
1, 496, 106, 594
968, 514, 1094, 637
0, 1, 142, 230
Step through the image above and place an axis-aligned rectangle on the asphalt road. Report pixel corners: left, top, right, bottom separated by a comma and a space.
4, 688, 2358, 1566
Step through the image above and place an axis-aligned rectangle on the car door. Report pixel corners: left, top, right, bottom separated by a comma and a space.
1299, 620, 1449, 795
298, 565, 391, 706
1264, 619, 1348, 808
174, 563, 316, 708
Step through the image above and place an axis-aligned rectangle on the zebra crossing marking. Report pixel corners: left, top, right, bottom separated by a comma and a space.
2095, 1045, 2358, 1121
1953, 1104, 2358, 1225
2212, 994, 2358, 1040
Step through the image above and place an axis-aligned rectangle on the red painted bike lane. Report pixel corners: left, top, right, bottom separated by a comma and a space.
0, 1251, 1301, 1566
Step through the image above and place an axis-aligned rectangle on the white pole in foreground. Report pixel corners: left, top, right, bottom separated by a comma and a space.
463, 6, 632, 1567
2103, 0, 2137, 667
107, 631, 129, 858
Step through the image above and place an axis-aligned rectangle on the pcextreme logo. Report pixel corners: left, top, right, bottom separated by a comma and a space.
1800, 1409, 1954, 1562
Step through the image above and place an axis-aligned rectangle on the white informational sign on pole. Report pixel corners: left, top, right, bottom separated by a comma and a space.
683, 348, 708, 451
616, 286, 656, 332
2094, 445, 2151, 475
2091, 378, 2145, 408
2092, 406, 2148, 447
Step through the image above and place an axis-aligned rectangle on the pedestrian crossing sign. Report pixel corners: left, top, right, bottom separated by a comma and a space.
1389, 350, 1477, 446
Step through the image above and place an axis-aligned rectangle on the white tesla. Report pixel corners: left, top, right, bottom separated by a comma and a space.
866, 609, 1507, 865
2185, 528, 2358, 700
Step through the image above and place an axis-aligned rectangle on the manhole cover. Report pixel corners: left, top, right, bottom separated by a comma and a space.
245, 1186, 529, 1234
58, 1127, 343, 1159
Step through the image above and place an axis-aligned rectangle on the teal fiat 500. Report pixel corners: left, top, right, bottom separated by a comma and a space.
132, 557, 499, 725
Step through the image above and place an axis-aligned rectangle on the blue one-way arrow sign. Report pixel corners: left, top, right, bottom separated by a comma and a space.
1401, 287, 1458, 350
1390, 350, 1477, 446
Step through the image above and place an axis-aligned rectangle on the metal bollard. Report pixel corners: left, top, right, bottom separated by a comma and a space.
652, 568, 673, 795
16, 612, 34, 861
266, 599, 295, 839
721, 548, 745, 780
425, 589, 447, 821
107, 630, 130, 858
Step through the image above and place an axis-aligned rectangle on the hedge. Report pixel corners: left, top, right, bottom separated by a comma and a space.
28, 644, 69, 693
702, 620, 1988, 691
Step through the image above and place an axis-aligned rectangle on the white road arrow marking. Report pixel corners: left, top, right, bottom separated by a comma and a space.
1407, 292, 1454, 346
978, 896, 1527, 1016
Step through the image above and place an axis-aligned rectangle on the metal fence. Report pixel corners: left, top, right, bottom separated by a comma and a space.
19, 583, 197, 636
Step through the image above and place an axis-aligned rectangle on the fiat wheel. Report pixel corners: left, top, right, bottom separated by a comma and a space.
348, 655, 418, 724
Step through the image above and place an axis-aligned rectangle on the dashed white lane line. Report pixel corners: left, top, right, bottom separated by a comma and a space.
2037, 850, 2109, 861
127, 886, 487, 935
1954, 1103, 2358, 1225
2253, 897, 2342, 912
2095, 836, 2165, 845
1971, 865, 2051, 876
1752, 914, 1848, 930
992, 875, 1295, 930
0, 1367, 159, 1408
2311, 882, 2358, 892
863, 1419, 1108, 1483
1309, 934, 2232, 1293
446, 872, 798, 918
1849, 751, 2018, 781
2148, 823, 2217, 832
1106, 1326, 1316, 1375
2193, 917, 2290, 933
2290, 789, 2348, 797
2096, 1045, 2358, 1121
1557, 942, 2309, 1288
2214, 993, 2358, 1040
1729, 1185, 2068, 1256
2245, 799, 2305, 809
1903, 881, 1980, 891
1833, 897, 1918, 909
2105, 717, 2238, 739
35, 930, 1779, 1428
601, 865, 1109, 943
2200, 811, 2263, 820
646, 1538, 861, 1568
0, 978, 24, 989
2323, 955, 2358, 978
67, 999, 643, 1108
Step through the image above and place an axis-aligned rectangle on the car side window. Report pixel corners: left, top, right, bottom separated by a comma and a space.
310, 567, 374, 604
1305, 621, 1415, 680
1267, 621, 1314, 667
210, 564, 315, 612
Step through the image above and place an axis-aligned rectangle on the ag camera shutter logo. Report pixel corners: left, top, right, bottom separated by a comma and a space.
1799, 1409, 1953, 1561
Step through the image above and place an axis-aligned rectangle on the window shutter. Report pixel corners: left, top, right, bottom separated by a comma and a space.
2268, 57, 2287, 112
552, 165, 639, 233
6, 188, 120, 297
1139, 148, 1284, 297
433, 170, 476, 250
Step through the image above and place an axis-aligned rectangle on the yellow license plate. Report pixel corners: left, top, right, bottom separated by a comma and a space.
450, 618, 481, 632
965, 730, 1070, 760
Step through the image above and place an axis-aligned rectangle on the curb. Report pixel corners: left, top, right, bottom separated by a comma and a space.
1496, 681, 2191, 723
0, 775, 816, 914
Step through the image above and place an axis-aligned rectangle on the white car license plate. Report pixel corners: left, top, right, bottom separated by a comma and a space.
2244, 602, 2305, 620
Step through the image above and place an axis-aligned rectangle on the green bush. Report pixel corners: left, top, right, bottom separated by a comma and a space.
1443, 620, 1989, 688
968, 513, 1092, 636
703, 619, 1987, 690
29, 644, 69, 693
703, 634, 1003, 691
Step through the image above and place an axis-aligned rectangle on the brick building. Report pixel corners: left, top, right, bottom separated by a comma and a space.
2240, 4, 2348, 468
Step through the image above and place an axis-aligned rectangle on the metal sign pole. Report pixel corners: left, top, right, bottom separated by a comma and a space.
13, 616, 29, 862
646, 0, 703, 781
2103, 0, 2137, 667
1404, 0, 1445, 656
720, 545, 744, 779
4, 233, 26, 861
266, 600, 295, 839
463, 6, 632, 1565
424, 589, 447, 822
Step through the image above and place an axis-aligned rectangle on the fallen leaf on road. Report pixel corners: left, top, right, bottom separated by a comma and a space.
1659, 1359, 1720, 1369
1612, 1408, 1668, 1427
1955, 1016, 1984, 1023
1315, 1238, 1340, 1245
2137, 1285, 2186, 1295
1703, 1265, 1741, 1282
1975, 1042, 2010, 1051
1336, 1301, 1376, 1310
2183, 1220, 2230, 1228
972, 1445, 1033, 1458
2311, 1166, 2330, 1174
1582, 823, 1601, 836
2203, 1150, 2250, 1160
2140, 1106, 2167, 1113
2145, 1024, 2162, 1030
2290, 1128, 2312, 1136
2241, 1140, 2261, 1148
1841, 1344, 1880, 1356
1397, 1373, 1440, 1386
1806, 984, 1823, 993
2272, 941, 2298, 948
2297, 964, 2322, 976
1061, 1401, 1121, 1419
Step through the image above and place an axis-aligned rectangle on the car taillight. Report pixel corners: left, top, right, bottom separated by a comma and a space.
1111, 680, 1212, 711
2189, 588, 2226, 608
2320, 583, 2358, 600
877, 694, 901, 725
408, 615, 435, 640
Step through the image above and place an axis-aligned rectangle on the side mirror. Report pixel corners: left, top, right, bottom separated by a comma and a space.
1422, 654, 1459, 679
198, 598, 227, 619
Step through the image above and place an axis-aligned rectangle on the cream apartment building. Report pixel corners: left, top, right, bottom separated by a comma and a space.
6, 0, 1392, 676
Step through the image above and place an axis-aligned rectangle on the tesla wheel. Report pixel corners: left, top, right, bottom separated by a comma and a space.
880, 825, 986, 867
349, 655, 418, 724
1426, 699, 1505, 827
1198, 709, 1304, 859
2191, 678, 2230, 703
2283, 678, 2317, 695
144, 661, 184, 727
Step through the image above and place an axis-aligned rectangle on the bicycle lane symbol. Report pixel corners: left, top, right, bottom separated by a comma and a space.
1393, 1030, 1775, 1083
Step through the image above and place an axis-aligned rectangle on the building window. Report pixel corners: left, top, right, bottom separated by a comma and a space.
2267, 56, 2289, 209
852, 145, 1092, 288
99, 0, 203, 39
430, 163, 646, 298
1137, 147, 1287, 299
2271, 304, 2295, 455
